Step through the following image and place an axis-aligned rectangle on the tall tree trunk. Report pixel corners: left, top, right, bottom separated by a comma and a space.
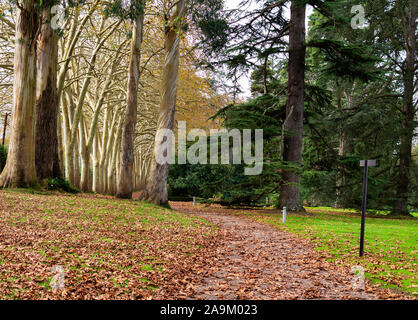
140, 0, 187, 206
92, 134, 100, 193
35, 8, 61, 181
116, 6, 145, 199
278, 0, 306, 211
109, 116, 123, 195
57, 111, 64, 175
392, 0, 416, 216
0, 3, 38, 188
73, 136, 80, 188
98, 107, 111, 194
62, 91, 74, 184
334, 96, 345, 209
334, 90, 353, 208
79, 115, 89, 191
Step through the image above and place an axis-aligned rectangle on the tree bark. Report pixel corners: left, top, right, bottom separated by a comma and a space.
0, 3, 38, 188
140, 0, 187, 206
2, 113, 8, 146
35, 8, 61, 181
62, 91, 74, 183
334, 90, 353, 208
97, 107, 111, 193
116, 7, 145, 199
92, 134, 100, 193
278, 1, 306, 211
108, 117, 123, 195
392, 0, 416, 216
73, 135, 80, 188
79, 115, 89, 191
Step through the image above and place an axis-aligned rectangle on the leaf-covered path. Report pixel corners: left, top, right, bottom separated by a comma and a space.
0, 191, 409, 300
171, 202, 407, 300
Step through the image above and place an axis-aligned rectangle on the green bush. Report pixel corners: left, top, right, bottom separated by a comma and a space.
47, 177, 79, 194
168, 161, 280, 207
0, 144, 7, 172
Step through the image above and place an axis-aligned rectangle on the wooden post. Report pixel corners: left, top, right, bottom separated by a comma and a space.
2, 113, 8, 145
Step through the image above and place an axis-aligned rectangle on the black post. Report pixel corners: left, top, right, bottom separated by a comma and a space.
2, 112, 8, 146
359, 160, 369, 257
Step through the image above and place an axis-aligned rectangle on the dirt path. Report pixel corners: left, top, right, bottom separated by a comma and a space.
170, 202, 403, 300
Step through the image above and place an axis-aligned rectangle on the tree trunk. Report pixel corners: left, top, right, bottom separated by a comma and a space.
92, 134, 100, 193
108, 116, 123, 195
73, 136, 80, 188
35, 8, 61, 181
0, 3, 38, 188
334, 91, 353, 208
63, 91, 75, 184
116, 8, 145, 199
79, 116, 89, 192
278, 1, 306, 211
98, 108, 110, 194
57, 111, 64, 176
140, 0, 187, 206
392, 0, 416, 216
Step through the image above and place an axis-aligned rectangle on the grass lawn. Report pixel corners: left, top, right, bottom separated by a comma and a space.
241, 207, 418, 297
0, 190, 217, 300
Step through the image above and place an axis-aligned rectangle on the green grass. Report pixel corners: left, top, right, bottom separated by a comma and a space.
241, 207, 418, 297
0, 190, 217, 299
306, 206, 418, 218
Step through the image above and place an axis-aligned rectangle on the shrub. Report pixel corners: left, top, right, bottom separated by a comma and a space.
47, 177, 79, 194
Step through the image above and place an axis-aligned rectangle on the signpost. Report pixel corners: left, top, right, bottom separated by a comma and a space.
359, 160, 377, 257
